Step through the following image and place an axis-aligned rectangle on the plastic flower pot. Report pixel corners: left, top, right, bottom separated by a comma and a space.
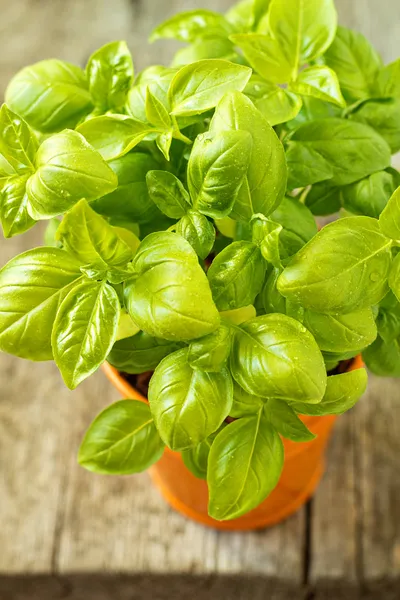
102, 354, 364, 531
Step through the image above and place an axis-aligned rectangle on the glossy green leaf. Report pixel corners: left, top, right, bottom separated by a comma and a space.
124, 232, 220, 341
56, 199, 133, 268
323, 26, 383, 102
261, 267, 287, 315
148, 348, 233, 450
126, 66, 177, 124
172, 37, 237, 67
289, 66, 345, 108
230, 313, 327, 402
210, 91, 287, 220
86, 41, 134, 112
181, 429, 221, 480
230, 379, 264, 417
251, 216, 282, 269
377, 58, 400, 98
348, 98, 400, 154
270, 196, 318, 258
188, 323, 231, 371
176, 210, 215, 259
343, 171, 397, 219
188, 129, 252, 218
264, 399, 316, 442
5, 59, 93, 133
230, 33, 294, 83
286, 144, 333, 189
244, 76, 302, 126
52, 280, 120, 389
225, 0, 254, 32
0, 104, 38, 176
26, 130, 117, 219
286, 95, 342, 131
0, 248, 82, 360
305, 181, 342, 216
150, 9, 232, 43
389, 253, 400, 303
291, 368, 368, 416
220, 304, 257, 325
108, 331, 183, 374
168, 59, 252, 117
145, 87, 172, 129
146, 170, 190, 218
375, 291, 400, 345
363, 335, 400, 377
43, 218, 61, 247
0, 174, 35, 238
208, 411, 284, 520
78, 400, 164, 474
278, 217, 392, 313
208, 241, 267, 310
379, 185, 400, 241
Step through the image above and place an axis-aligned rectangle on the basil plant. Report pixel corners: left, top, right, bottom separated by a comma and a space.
0, 0, 399, 521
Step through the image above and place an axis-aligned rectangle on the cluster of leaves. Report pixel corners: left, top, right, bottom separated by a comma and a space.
0, 0, 399, 520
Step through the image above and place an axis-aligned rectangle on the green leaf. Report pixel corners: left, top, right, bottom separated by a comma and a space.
150, 9, 232, 43
253, 0, 272, 28
208, 411, 284, 520
244, 76, 302, 126
286, 144, 333, 189
270, 196, 318, 258
230, 313, 327, 402
208, 241, 267, 310
172, 37, 237, 67
220, 304, 257, 326
0, 174, 36, 238
181, 429, 221, 480
5, 59, 92, 133
86, 41, 134, 112
343, 170, 397, 219
379, 185, 400, 241
124, 232, 220, 341
52, 280, 120, 389
56, 199, 133, 269
92, 152, 163, 224
26, 130, 117, 219
305, 182, 342, 216
348, 98, 400, 154
188, 129, 252, 218
210, 91, 287, 220
289, 66, 345, 108
278, 217, 392, 313
225, 0, 254, 32
0, 248, 82, 360
230, 379, 264, 417
176, 210, 215, 259
230, 34, 294, 84
303, 307, 377, 353
0, 104, 38, 176
126, 66, 177, 124
148, 348, 233, 450
377, 58, 400, 98
291, 368, 368, 416
389, 253, 400, 303
363, 335, 400, 377
108, 331, 183, 374
116, 310, 140, 341
146, 170, 190, 219
78, 400, 164, 474
286, 118, 391, 187
268, 0, 337, 72
264, 399, 316, 442
323, 26, 383, 103
168, 59, 252, 117
77, 115, 156, 161
145, 87, 172, 129
43, 218, 61, 247
188, 323, 231, 372
251, 215, 282, 269
261, 267, 287, 315
286, 95, 342, 131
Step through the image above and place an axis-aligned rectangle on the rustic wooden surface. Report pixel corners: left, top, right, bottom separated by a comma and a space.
0, 1, 400, 598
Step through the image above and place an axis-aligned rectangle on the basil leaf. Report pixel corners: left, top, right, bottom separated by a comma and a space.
150, 9, 232, 43
379, 185, 400, 241
230, 313, 327, 402
389, 253, 400, 303
0, 104, 38, 176
124, 232, 220, 341
56, 199, 133, 268
127, 66, 177, 123
305, 181, 342, 216
145, 87, 172, 129
172, 37, 237, 67
208, 411, 284, 520
303, 307, 377, 353
291, 368, 368, 416
188, 130, 252, 218
343, 171, 397, 219
264, 399, 316, 442
26, 130, 117, 219
148, 348, 233, 450
5, 59, 92, 133
286, 118, 391, 187
348, 98, 400, 154
43, 218, 61, 247
0, 248, 82, 360
323, 26, 383, 103
230, 379, 264, 418
230, 34, 294, 84
376, 292, 400, 344
225, 0, 254, 32
168, 59, 252, 117
377, 58, 400, 98
181, 428, 222, 480
86, 41, 134, 112
78, 400, 164, 474
52, 280, 120, 389
363, 335, 400, 377
0, 174, 35, 238
210, 91, 287, 220
286, 95, 342, 131
176, 210, 215, 259
270, 196, 318, 258
220, 304, 257, 326
278, 217, 392, 313
207, 241, 267, 310
92, 152, 163, 224
108, 331, 182, 374
146, 170, 190, 218
261, 267, 287, 315
289, 66, 345, 108
252, 217, 282, 268
188, 323, 231, 372
268, 0, 337, 70
244, 76, 302, 126
77, 115, 156, 161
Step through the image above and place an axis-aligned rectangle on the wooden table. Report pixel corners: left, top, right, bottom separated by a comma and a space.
1, 1, 400, 598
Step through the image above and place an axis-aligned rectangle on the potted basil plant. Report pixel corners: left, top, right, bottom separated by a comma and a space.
0, 0, 399, 528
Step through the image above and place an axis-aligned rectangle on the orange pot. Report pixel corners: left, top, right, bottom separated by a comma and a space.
102, 355, 364, 531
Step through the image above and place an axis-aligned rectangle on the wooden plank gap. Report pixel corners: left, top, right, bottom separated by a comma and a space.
351, 410, 366, 590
